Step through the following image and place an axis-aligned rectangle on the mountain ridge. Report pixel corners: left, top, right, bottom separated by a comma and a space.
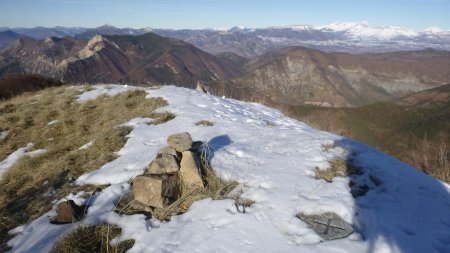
208, 46, 450, 107
0, 33, 243, 86
2, 22, 450, 56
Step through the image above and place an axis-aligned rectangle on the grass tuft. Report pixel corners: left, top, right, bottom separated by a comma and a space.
195, 120, 214, 126
314, 159, 360, 183
149, 112, 176, 125
53, 224, 134, 253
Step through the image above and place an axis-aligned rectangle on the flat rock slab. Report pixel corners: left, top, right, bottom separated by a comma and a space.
133, 175, 164, 208
180, 151, 204, 189
297, 212, 353, 240
167, 132, 193, 152
147, 154, 180, 174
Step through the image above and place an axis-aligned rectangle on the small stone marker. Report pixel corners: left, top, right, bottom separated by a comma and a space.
131, 132, 205, 210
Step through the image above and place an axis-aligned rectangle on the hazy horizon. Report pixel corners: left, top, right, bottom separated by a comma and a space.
1, 0, 449, 30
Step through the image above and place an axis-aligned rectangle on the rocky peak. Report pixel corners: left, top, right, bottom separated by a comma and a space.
78, 35, 108, 59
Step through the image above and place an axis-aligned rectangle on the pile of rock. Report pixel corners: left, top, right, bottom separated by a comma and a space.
132, 132, 205, 209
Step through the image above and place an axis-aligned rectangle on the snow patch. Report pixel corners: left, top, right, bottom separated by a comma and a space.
47, 120, 59, 125
76, 84, 135, 102
0, 143, 33, 180
78, 141, 94, 150
1, 130, 9, 140
26, 149, 47, 158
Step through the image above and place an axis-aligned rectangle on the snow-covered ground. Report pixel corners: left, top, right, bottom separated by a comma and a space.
6, 85, 450, 253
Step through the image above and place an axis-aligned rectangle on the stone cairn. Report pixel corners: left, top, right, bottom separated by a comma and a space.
132, 132, 205, 209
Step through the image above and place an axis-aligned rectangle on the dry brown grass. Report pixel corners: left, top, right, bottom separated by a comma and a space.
412, 138, 450, 182
195, 120, 214, 126
0, 86, 172, 251
315, 159, 360, 183
52, 224, 134, 253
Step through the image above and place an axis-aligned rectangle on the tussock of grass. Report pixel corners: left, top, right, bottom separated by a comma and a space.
195, 120, 214, 126
53, 224, 134, 253
0, 86, 172, 250
149, 111, 176, 125
314, 159, 360, 183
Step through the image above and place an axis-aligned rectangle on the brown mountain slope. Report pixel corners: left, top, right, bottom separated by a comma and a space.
396, 84, 450, 107
209, 47, 450, 107
0, 33, 243, 87
0, 73, 64, 99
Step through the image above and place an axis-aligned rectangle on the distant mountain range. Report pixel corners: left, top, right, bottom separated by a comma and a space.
1, 22, 450, 57
0, 30, 21, 49
0, 33, 242, 86
1, 23, 449, 109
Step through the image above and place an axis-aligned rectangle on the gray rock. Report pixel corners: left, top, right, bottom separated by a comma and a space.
179, 151, 204, 189
147, 154, 180, 174
133, 175, 164, 208
167, 132, 193, 152
297, 212, 353, 240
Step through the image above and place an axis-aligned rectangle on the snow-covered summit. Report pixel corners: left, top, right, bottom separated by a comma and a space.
318, 21, 420, 40
267, 24, 315, 31
6, 85, 450, 253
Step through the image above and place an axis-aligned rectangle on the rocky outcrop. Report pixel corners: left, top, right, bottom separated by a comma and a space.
131, 133, 205, 209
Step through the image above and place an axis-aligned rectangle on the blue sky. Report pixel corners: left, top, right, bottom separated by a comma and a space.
0, 0, 449, 30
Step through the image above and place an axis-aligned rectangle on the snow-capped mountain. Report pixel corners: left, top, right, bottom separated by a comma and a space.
317, 21, 420, 40
154, 22, 450, 57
